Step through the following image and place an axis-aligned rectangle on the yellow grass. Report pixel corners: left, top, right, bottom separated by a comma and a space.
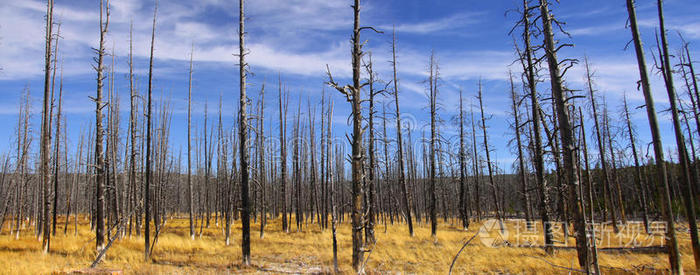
0, 215, 696, 274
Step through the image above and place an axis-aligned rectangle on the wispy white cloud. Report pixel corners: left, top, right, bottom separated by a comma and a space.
381, 12, 482, 34
568, 23, 623, 36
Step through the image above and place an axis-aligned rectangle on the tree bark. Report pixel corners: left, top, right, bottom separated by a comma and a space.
656, 0, 699, 270
390, 28, 414, 236
538, 0, 590, 270
625, 1, 682, 272
144, 0, 157, 261
238, 0, 251, 265
478, 81, 504, 229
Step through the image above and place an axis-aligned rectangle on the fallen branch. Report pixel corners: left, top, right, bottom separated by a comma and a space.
358, 243, 375, 275
448, 232, 478, 275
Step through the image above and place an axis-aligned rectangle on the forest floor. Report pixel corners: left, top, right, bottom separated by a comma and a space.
0, 215, 696, 274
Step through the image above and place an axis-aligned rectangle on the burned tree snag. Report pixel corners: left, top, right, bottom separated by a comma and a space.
584, 58, 619, 233
390, 28, 414, 236
93, 0, 109, 253
477, 81, 504, 229
656, 0, 700, 269
187, 44, 195, 240
238, 0, 251, 265
625, 1, 682, 272
538, 0, 590, 270
144, 0, 157, 261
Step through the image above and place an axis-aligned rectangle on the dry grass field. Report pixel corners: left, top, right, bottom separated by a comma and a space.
0, 215, 696, 274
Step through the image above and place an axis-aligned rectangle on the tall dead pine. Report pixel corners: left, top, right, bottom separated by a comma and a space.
187, 45, 195, 240
390, 28, 414, 236
238, 0, 252, 265
625, 1, 681, 271
93, 0, 110, 253
144, 0, 157, 261
538, 0, 591, 270
656, 0, 700, 269
513, 0, 554, 252
325, 0, 381, 270
40, 0, 54, 253
477, 81, 504, 229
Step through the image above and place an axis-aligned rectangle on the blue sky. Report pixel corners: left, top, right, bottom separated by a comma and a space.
0, 0, 699, 172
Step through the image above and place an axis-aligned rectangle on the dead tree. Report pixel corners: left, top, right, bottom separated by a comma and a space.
39, 0, 55, 253
390, 28, 414, 236
469, 103, 481, 221
50, 24, 63, 237
325, 0, 382, 270
328, 101, 339, 273
656, 0, 700, 269
578, 108, 601, 274
204, 102, 211, 229
428, 52, 439, 238
238, 0, 251, 265
93, 0, 109, 253
509, 72, 532, 228
458, 89, 469, 230
319, 90, 327, 229
538, 0, 590, 270
623, 94, 650, 233
625, 1, 682, 272
307, 97, 318, 227
259, 84, 267, 238
144, 0, 157, 261
187, 44, 195, 240
603, 103, 626, 224
292, 101, 302, 231
127, 22, 140, 239
679, 42, 700, 146
584, 58, 619, 233
678, 42, 700, 202
513, 0, 554, 253
278, 75, 289, 233
477, 81, 504, 228
363, 53, 378, 244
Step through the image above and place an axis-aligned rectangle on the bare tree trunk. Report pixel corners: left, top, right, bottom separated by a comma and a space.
187, 44, 195, 240
578, 108, 601, 274
538, 0, 590, 270
625, 1, 682, 272
584, 58, 619, 233
328, 102, 339, 273
127, 22, 139, 239
364, 54, 377, 244
50, 24, 63, 237
514, 0, 553, 252
470, 104, 481, 221
259, 85, 267, 238
509, 72, 532, 228
428, 52, 439, 238
603, 104, 626, 224
39, 0, 55, 253
320, 90, 327, 229
656, 0, 700, 269
478, 81, 504, 229
325, 0, 378, 270
458, 89, 469, 230
93, 0, 110, 253
278, 75, 289, 233
390, 28, 413, 236
623, 95, 651, 233
679, 44, 700, 201
293, 102, 302, 231
238, 0, 251, 265
144, 0, 157, 261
